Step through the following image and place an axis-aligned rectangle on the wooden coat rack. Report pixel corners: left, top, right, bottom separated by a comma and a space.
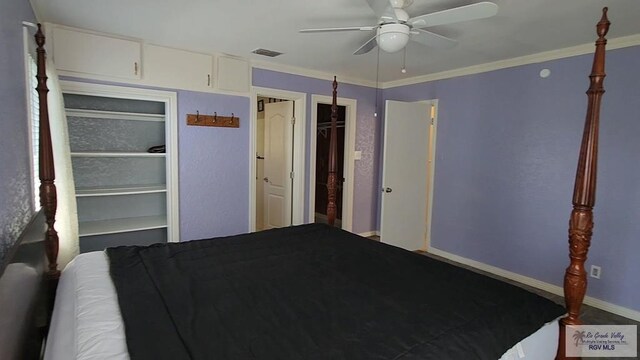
186, 111, 239, 128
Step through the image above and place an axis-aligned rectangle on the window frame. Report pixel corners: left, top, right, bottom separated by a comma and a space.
23, 26, 40, 211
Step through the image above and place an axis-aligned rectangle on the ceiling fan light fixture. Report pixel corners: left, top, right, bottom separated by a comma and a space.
376, 24, 409, 53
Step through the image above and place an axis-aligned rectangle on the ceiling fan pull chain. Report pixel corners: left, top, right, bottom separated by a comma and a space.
401, 47, 407, 73
374, 45, 380, 118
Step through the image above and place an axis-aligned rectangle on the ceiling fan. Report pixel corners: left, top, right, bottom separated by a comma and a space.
300, 0, 499, 55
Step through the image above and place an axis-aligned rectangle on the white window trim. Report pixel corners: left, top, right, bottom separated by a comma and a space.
23, 26, 40, 211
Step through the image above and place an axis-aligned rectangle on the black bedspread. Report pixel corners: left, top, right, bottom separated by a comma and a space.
107, 224, 564, 360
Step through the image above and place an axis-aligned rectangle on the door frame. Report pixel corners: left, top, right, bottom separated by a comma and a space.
420, 99, 439, 250
308, 95, 356, 232
249, 87, 306, 232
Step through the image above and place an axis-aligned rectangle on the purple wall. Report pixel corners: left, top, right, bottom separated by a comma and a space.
383, 46, 640, 312
252, 69, 380, 234
0, 0, 37, 265
177, 91, 250, 240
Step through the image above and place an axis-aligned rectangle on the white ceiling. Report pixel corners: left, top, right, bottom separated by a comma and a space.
32, 0, 640, 84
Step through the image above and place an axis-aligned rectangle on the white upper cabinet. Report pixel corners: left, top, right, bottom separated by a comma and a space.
49, 24, 251, 94
144, 45, 213, 91
217, 56, 250, 93
52, 27, 141, 80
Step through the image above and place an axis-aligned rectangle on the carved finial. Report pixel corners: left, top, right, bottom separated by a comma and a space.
35, 23, 45, 48
597, 7, 610, 39
332, 76, 338, 112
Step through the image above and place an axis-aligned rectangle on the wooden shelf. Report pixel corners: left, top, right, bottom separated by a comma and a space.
66, 108, 165, 122
71, 151, 165, 158
79, 215, 167, 237
76, 184, 166, 197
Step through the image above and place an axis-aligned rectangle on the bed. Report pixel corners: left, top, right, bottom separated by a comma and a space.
0, 8, 611, 360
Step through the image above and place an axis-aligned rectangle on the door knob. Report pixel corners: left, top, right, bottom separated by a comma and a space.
263, 177, 269, 183
384, 187, 392, 193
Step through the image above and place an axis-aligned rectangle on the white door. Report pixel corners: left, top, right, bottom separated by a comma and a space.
263, 101, 294, 229
381, 100, 431, 250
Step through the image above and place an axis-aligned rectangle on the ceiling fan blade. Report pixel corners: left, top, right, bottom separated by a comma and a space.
300, 26, 376, 33
365, 0, 397, 22
408, 1, 498, 28
410, 29, 458, 49
353, 35, 378, 55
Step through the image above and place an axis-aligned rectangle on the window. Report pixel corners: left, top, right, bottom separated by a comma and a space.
24, 26, 40, 210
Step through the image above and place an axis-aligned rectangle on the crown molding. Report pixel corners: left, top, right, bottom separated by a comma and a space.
251, 60, 377, 89
381, 34, 640, 89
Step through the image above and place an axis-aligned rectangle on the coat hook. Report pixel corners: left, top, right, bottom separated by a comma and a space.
229, 113, 235, 124
213, 112, 217, 123
195, 110, 200, 122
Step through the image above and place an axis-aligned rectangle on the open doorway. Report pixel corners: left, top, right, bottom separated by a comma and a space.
309, 95, 356, 232
314, 104, 345, 228
250, 87, 307, 233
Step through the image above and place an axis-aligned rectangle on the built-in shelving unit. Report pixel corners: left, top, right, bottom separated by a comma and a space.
64, 89, 175, 252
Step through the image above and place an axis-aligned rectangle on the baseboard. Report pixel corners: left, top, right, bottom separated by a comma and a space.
357, 231, 380, 238
429, 247, 640, 322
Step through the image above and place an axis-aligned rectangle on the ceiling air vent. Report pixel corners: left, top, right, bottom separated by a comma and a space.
252, 48, 283, 57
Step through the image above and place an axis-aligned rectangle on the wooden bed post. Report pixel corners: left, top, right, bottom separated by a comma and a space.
35, 24, 61, 282
557, 8, 609, 360
326, 77, 338, 226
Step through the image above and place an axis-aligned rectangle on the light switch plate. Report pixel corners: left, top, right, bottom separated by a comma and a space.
354, 150, 362, 160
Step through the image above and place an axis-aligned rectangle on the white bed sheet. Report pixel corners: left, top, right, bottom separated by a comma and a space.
45, 251, 560, 360
45, 251, 129, 360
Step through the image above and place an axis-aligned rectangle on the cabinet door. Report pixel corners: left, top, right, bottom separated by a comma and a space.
217, 56, 250, 93
52, 27, 141, 80
144, 45, 213, 91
